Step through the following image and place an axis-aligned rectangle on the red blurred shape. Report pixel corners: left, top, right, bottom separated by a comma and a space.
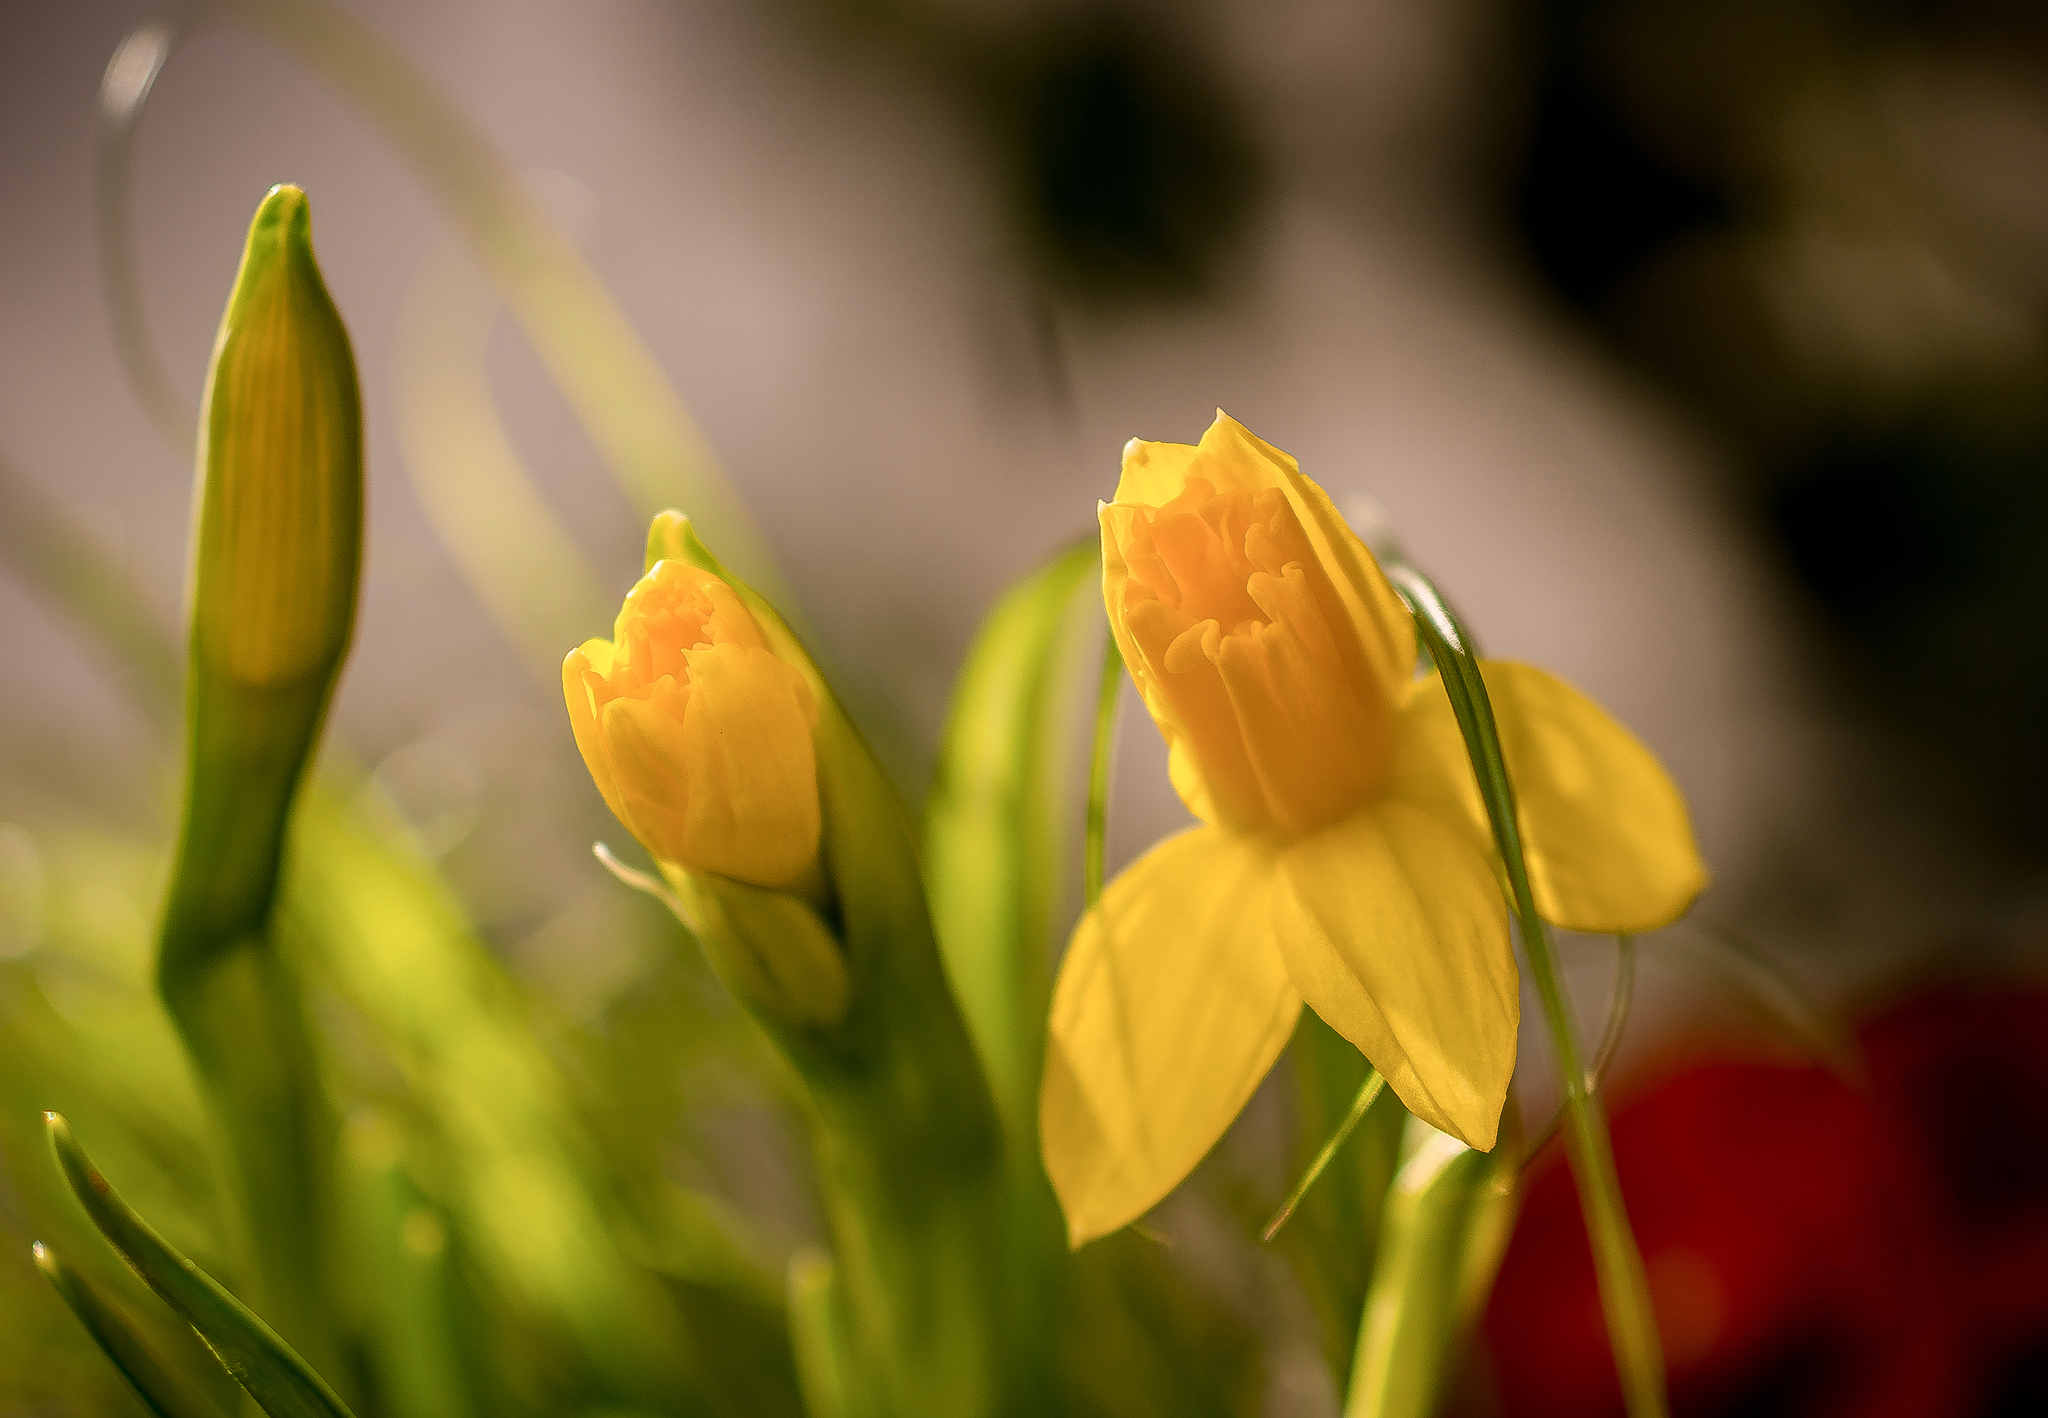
1482, 1059, 1968, 1418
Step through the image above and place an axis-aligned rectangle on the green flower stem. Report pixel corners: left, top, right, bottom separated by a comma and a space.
681, 867, 1011, 1418
152, 185, 362, 1389
1512, 886, 1666, 1418
1389, 566, 1669, 1418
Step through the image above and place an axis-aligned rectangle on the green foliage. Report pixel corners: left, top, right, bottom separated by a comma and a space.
924, 535, 1096, 1141
33, 1241, 226, 1418
46, 1113, 357, 1418
1343, 1124, 1514, 1418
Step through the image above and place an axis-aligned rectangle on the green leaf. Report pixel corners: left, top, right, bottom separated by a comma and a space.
1342, 1125, 1513, 1418
33, 1241, 228, 1418
44, 1113, 358, 1418
923, 535, 1098, 1135
919, 536, 1101, 1417
786, 1249, 863, 1418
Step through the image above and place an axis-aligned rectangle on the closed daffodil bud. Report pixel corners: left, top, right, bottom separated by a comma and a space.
153, 185, 365, 1377
565, 558, 823, 894
191, 183, 362, 690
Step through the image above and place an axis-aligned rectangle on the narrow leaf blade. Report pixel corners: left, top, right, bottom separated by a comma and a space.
45, 1113, 357, 1418
924, 535, 1098, 1133
33, 1241, 227, 1418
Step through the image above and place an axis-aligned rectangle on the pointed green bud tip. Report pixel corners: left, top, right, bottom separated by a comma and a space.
644, 508, 689, 573
191, 183, 363, 689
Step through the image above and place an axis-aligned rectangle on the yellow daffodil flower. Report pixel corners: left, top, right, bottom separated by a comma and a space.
1041, 412, 1707, 1246
564, 559, 822, 893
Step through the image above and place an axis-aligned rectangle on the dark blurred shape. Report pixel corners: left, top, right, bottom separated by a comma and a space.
1860, 982, 2048, 1416
1504, 0, 2048, 847
1512, 36, 1727, 310
788, 2, 1259, 299
978, 15, 1258, 297
1770, 389, 2048, 823
1482, 980, 2048, 1417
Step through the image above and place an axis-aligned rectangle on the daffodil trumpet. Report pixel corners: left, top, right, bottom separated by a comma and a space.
1040, 411, 1707, 1255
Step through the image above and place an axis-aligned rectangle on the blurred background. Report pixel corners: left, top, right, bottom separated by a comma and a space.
3, 1, 2048, 1415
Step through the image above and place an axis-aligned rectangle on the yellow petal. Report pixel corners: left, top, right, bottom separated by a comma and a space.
1273, 802, 1516, 1150
1387, 661, 1708, 935
601, 693, 697, 867
675, 642, 821, 890
1041, 827, 1301, 1246
1113, 435, 1203, 508
563, 643, 628, 827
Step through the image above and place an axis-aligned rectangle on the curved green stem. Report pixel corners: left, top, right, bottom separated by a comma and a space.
1388, 565, 1668, 1418
1262, 1068, 1384, 1242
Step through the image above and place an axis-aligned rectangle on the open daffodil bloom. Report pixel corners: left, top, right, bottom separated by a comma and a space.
1041, 412, 1707, 1245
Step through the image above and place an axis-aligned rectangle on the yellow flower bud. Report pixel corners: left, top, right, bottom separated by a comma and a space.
565, 559, 822, 893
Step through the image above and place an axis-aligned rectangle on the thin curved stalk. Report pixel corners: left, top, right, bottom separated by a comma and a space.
95, 16, 195, 450
1518, 933, 1636, 1165
1261, 1068, 1385, 1242
1387, 565, 1669, 1418
96, 0, 790, 610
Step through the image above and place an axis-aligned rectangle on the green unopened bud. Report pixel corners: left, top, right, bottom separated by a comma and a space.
191, 183, 362, 688
160, 185, 362, 976
152, 187, 364, 1380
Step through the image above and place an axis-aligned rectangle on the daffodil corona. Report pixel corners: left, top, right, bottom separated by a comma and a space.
1041, 413, 1707, 1246
565, 559, 822, 893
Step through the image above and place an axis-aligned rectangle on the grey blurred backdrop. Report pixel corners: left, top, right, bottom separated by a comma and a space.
7, 0, 2045, 1031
